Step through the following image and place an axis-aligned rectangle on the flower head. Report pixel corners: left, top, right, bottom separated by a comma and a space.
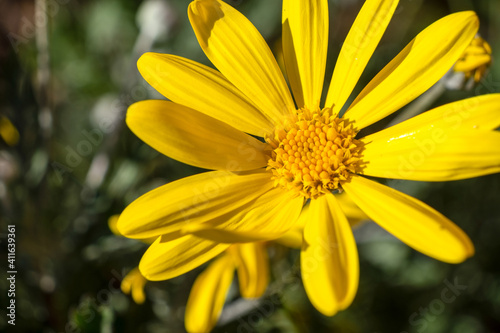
118, 0, 500, 317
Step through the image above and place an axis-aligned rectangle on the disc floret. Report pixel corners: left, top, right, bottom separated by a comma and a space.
266, 108, 363, 199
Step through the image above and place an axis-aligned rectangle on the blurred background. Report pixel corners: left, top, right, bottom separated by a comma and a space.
1, 0, 499, 332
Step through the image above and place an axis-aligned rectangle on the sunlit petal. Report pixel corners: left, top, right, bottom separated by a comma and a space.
360, 129, 500, 181
127, 100, 269, 171
184, 188, 304, 242
326, 0, 399, 113
364, 94, 500, 141
301, 193, 359, 316
138, 53, 274, 136
282, 0, 328, 109
139, 235, 231, 281
185, 254, 235, 333
343, 175, 474, 263
117, 171, 273, 239
189, 0, 294, 125
346, 12, 478, 129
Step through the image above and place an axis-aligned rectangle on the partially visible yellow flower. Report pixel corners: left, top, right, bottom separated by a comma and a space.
185, 242, 268, 333
121, 267, 148, 304
453, 35, 492, 83
0, 116, 19, 147
108, 214, 153, 305
118, 0, 500, 317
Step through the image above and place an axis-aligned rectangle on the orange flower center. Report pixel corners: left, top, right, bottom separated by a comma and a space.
266, 107, 363, 199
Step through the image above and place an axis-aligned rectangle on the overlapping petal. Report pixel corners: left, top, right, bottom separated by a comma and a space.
185, 254, 235, 333
137, 53, 273, 136
184, 188, 304, 242
117, 171, 274, 239
364, 94, 500, 140
127, 100, 269, 171
326, 0, 399, 113
343, 175, 474, 263
301, 194, 359, 316
139, 235, 231, 281
275, 204, 309, 248
336, 193, 369, 226
346, 11, 479, 129
188, 0, 294, 125
282, 0, 328, 109
231, 243, 269, 298
360, 129, 500, 181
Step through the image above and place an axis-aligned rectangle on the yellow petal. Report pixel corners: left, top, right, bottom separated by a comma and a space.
282, 0, 328, 109
363, 94, 500, 142
139, 235, 230, 281
325, 0, 399, 113
346, 12, 479, 129
117, 171, 273, 239
275, 228, 303, 249
108, 214, 121, 236
188, 0, 294, 125
360, 129, 500, 181
343, 175, 474, 263
277, 194, 368, 250
184, 188, 304, 242
185, 254, 235, 333
275, 204, 309, 248
110, 214, 160, 244
301, 193, 359, 316
230, 243, 269, 298
336, 193, 369, 228
121, 268, 147, 304
454, 54, 492, 72
127, 100, 269, 171
137, 53, 273, 136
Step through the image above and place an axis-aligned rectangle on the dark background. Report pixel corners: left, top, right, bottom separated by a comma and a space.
1, 0, 499, 332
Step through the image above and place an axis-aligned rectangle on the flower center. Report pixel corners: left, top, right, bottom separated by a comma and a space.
266, 107, 363, 199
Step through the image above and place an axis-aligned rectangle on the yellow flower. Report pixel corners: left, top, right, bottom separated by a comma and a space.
121, 267, 148, 304
108, 214, 153, 305
118, 0, 500, 316
0, 116, 19, 147
185, 242, 268, 333
453, 35, 492, 83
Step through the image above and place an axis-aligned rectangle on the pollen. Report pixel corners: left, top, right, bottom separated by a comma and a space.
266, 107, 363, 199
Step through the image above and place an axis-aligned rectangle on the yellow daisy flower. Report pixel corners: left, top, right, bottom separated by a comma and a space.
118, 0, 500, 316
